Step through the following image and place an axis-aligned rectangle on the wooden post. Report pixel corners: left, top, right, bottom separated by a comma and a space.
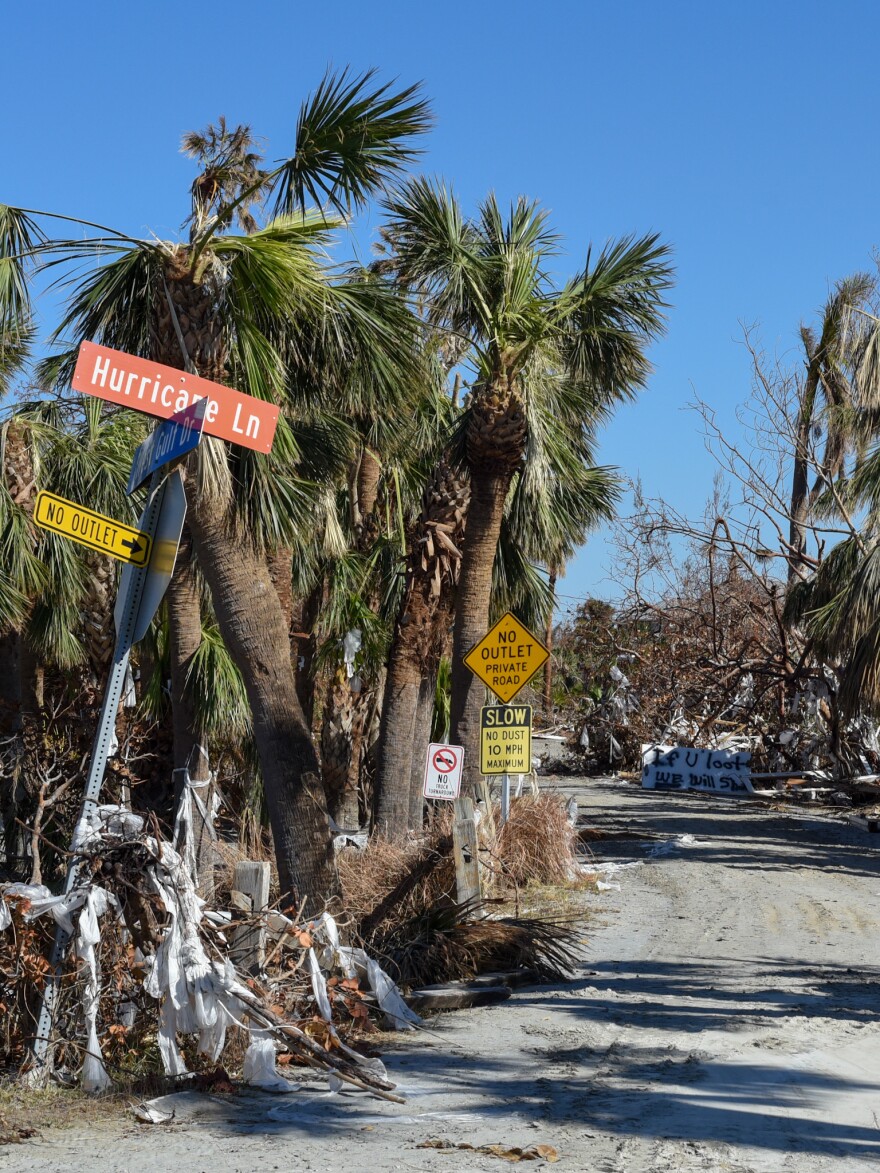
452, 795, 482, 906
230, 860, 271, 973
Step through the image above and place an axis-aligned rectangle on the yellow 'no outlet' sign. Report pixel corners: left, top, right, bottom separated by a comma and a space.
464, 611, 549, 703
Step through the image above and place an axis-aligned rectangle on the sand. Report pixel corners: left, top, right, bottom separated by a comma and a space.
7, 777, 880, 1172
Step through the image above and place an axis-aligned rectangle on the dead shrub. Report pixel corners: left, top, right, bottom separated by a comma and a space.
338, 825, 456, 932
489, 794, 578, 887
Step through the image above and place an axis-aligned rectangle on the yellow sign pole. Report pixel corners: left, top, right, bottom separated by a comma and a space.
34, 491, 152, 567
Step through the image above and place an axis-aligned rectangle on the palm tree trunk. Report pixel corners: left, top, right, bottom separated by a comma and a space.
407, 674, 435, 828
185, 487, 340, 909
291, 582, 321, 730
0, 630, 21, 734
789, 364, 820, 583
267, 547, 294, 634
375, 642, 423, 837
449, 466, 510, 793
166, 527, 214, 898
357, 447, 382, 521
374, 463, 467, 838
153, 256, 338, 910
321, 669, 356, 827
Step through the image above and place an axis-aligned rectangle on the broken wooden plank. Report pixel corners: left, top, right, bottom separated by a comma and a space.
229, 860, 270, 972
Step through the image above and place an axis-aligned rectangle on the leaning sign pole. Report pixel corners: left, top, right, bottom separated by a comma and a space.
29, 468, 183, 1077
28, 344, 278, 1080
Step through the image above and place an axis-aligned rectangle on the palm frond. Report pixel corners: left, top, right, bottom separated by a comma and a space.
0, 205, 44, 393
38, 244, 162, 390
553, 233, 674, 401
272, 68, 432, 217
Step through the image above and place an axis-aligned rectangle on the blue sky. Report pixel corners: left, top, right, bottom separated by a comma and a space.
6, 1, 879, 612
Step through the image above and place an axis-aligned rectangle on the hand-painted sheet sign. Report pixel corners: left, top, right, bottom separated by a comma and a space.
480, 704, 532, 774
642, 746, 754, 795
464, 612, 549, 703
34, 491, 152, 567
127, 398, 207, 494
424, 743, 464, 801
72, 341, 278, 454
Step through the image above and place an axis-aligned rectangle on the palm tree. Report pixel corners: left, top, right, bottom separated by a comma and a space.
383, 180, 673, 788
787, 274, 876, 582
0, 68, 431, 908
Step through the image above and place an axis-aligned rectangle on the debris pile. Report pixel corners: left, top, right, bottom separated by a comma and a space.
1, 806, 418, 1099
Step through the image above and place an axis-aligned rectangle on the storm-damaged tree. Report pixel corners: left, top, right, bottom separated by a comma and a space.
0, 69, 431, 908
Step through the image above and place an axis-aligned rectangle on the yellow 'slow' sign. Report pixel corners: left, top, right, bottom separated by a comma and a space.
464, 611, 550, 703
480, 704, 532, 774
34, 492, 152, 567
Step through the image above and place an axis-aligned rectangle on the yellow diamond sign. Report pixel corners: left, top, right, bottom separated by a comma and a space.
463, 611, 549, 703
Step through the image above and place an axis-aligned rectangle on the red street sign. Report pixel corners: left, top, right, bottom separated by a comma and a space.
432, 747, 458, 773
72, 341, 279, 454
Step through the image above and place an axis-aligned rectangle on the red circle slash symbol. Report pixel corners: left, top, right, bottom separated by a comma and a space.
432, 747, 457, 773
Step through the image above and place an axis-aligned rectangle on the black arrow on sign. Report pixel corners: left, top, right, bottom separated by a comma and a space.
121, 538, 144, 557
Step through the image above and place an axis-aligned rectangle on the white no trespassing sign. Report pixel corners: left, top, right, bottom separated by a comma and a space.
642, 745, 754, 795
424, 743, 464, 801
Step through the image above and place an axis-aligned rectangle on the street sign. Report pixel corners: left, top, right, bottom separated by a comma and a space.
34, 492, 152, 566
30, 465, 172, 1079
423, 742, 464, 800
72, 341, 279, 454
480, 704, 532, 775
115, 468, 187, 643
463, 611, 550, 703
127, 398, 206, 494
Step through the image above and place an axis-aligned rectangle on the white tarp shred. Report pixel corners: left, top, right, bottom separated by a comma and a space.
242, 1028, 296, 1092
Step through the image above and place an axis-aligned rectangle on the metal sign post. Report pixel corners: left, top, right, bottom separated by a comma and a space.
28, 469, 185, 1080
29, 474, 163, 1078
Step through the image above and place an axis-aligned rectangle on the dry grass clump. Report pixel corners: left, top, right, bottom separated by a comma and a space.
490, 794, 578, 887
337, 796, 586, 990
338, 822, 456, 931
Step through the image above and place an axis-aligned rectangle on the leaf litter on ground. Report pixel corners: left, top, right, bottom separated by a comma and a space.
417, 1137, 559, 1162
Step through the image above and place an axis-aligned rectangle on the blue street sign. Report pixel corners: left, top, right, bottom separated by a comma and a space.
126, 398, 207, 495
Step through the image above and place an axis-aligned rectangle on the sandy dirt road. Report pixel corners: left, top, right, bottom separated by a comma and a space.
6, 778, 880, 1172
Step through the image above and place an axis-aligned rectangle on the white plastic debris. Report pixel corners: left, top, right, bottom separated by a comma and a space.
596, 881, 621, 892
648, 834, 704, 857
242, 1028, 296, 1093
172, 766, 219, 887
78, 886, 116, 1092
342, 629, 362, 678
132, 1101, 175, 1124
591, 861, 643, 877
122, 664, 137, 709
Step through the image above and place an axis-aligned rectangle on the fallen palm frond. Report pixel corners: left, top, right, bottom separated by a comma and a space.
369, 901, 583, 988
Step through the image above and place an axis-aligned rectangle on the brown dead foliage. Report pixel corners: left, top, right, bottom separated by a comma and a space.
339, 795, 584, 989
490, 795, 579, 888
